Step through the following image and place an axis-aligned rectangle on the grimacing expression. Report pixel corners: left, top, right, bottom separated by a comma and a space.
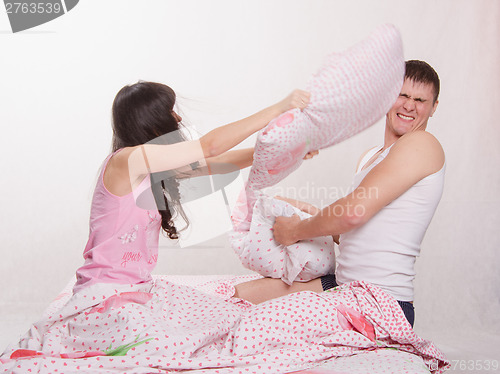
386, 79, 439, 136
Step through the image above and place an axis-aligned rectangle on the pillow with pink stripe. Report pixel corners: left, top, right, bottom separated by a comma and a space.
247, 24, 405, 191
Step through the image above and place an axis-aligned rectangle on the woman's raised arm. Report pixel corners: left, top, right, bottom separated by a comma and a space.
126, 89, 310, 182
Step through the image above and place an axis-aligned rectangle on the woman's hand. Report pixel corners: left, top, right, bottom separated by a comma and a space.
278, 89, 311, 113
303, 150, 319, 160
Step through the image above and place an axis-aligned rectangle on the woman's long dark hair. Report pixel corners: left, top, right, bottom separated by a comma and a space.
111, 81, 188, 239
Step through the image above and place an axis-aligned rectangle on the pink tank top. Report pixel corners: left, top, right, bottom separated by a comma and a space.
73, 151, 161, 293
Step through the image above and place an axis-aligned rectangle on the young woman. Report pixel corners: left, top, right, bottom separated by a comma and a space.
73, 81, 310, 293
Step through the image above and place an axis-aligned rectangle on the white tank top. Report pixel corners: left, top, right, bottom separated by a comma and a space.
335, 145, 445, 301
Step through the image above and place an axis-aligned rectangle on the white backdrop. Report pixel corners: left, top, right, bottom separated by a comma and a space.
1, 0, 499, 361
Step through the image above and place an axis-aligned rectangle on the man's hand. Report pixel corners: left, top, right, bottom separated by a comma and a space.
273, 215, 301, 246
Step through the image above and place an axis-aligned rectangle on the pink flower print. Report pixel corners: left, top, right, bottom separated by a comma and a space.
59, 351, 106, 359
336, 303, 376, 342
276, 112, 295, 127
262, 112, 295, 136
231, 187, 256, 231
10, 349, 105, 360
266, 142, 306, 175
9, 337, 153, 360
232, 190, 249, 221
118, 225, 138, 244
87, 292, 154, 314
146, 211, 159, 229
337, 309, 355, 332
10, 349, 45, 359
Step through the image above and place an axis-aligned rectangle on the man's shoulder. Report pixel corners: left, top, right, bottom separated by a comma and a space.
398, 130, 442, 147
388, 131, 445, 174
392, 131, 444, 156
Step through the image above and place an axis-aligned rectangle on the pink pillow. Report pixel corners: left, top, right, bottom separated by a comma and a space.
248, 23, 404, 191
230, 25, 404, 283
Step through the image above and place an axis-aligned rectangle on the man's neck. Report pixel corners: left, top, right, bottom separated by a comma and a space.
382, 125, 429, 151
382, 128, 400, 151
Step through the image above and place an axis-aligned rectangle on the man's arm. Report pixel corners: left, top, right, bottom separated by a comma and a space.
273, 131, 445, 245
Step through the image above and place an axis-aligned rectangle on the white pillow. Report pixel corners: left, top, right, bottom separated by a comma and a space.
230, 195, 335, 285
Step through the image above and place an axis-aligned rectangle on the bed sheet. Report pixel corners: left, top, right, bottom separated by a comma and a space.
1, 274, 447, 373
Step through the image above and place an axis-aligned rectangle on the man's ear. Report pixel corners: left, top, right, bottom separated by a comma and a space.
430, 99, 439, 117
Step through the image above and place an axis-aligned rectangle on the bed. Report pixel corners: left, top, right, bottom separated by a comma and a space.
0, 274, 449, 373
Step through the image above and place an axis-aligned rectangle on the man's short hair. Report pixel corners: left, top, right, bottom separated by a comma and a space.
405, 60, 440, 103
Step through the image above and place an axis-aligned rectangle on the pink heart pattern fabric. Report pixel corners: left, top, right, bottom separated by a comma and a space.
0, 277, 450, 373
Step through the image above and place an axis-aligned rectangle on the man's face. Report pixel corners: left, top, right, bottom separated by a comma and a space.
386, 79, 439, 136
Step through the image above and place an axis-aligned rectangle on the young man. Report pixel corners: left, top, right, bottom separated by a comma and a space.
234, 60, 444, 327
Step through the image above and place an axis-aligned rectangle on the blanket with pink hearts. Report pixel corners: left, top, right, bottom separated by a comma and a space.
0, 275, 449, 373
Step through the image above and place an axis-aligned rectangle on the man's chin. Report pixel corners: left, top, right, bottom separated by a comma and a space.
394, 124, 414, 136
